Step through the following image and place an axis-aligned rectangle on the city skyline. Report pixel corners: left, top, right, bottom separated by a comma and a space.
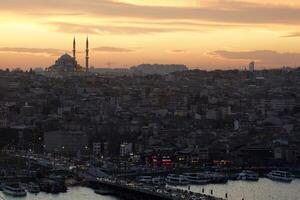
1, 0, 300, 69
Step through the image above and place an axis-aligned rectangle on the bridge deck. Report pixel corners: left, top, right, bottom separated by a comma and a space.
91, 179, 224, 200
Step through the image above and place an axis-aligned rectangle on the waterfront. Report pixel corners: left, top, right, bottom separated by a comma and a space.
0, 187, 119, 200
177, 178, 300, 200
0, 179, 299, 200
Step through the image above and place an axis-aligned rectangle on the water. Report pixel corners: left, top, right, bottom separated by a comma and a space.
0, 187, 119, 200
1, 179, 299, 200
177, 178, 300, 200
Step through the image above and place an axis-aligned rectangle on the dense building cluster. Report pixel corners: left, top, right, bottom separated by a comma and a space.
0, 67, 300, 167
89, 64, 189, 76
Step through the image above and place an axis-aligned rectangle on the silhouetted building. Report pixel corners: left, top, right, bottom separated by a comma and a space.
47, 37, 89, 73
249, 61, 255, 72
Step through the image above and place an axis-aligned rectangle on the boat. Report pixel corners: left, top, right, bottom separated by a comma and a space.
94, 189, 116, 196
203, 172, 228, 183
27, 182, 40, 194
2, 183, 27, 197
40, 179, 66, 193
236, 170, 259, 181
152, 177, 166, 186
165, 174, 189, 185
0, 182, 6, 191
137, 176, 153, 184
181, 173, 210, 185
267, 170, 293, 182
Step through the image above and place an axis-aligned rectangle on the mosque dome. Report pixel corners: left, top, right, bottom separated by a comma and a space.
59, 54, 74, 62
55, 53, 76, 66
48, 53, 81, 72
47, 37, 88, 73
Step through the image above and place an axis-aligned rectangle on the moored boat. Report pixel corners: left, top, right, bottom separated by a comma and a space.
2, 183, 27, 197
40, 179, 67, 193
181, 173, 210, 185
152, 177, 166, 186
203, 172, 228, 183
165, 174, 189, 186
267, 170, 293, 182
136, 176, 153, 184
27, 182, 40, 194
236, 170, 259, 181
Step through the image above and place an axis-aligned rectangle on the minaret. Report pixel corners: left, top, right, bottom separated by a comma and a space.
85, 36, 89, 72
73, 37, 76, 60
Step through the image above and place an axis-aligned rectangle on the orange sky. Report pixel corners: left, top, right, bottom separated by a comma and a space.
1, 0, 300, 70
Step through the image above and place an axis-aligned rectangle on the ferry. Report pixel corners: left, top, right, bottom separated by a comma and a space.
203, 172, 228, 183
0, 182, 5, 191
165, 174, 189, 185
2, 183, 27, 197
40, 179, 66, 193
267, 170, 293, 182
137, 176, 153, 184
152, 177, 166, 186
236, 170, 259, 181
27, 182, 40, 194
181, 173, 210, 185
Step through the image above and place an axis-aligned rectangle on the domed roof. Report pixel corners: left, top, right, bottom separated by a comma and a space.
48, 44, 85, 72
58, 53, 74, 62
54, 53, 77, 67
48, 53, 83, 72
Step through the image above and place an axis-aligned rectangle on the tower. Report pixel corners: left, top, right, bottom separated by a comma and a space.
85, 37, 89, 72
249, 61, 255, 72
73, 37, 76, 60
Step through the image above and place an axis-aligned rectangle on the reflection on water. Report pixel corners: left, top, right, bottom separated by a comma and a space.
177, 178, 300, 200
1, 187, 119, 200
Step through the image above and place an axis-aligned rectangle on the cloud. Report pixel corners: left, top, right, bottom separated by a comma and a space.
168, 49, 187, 53
93, 46, 136, 53
2, 0, 300, 25
281, 32, 300, 37
211, 50, 300, 65
112, 20, 248, 28
48, 22, 194, 35
0, 47, 66, 56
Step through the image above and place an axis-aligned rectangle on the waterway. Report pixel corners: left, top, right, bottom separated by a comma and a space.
0, 187, 119, 200
176, 178, 300, 200
1, 179, 299, 200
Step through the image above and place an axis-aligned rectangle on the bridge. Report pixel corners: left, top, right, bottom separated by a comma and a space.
89, 179, 224, 200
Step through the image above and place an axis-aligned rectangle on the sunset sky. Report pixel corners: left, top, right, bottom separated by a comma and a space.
1, 0, 300, 70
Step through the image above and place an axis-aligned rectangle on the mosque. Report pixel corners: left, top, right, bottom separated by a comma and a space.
47, 37, 89, 73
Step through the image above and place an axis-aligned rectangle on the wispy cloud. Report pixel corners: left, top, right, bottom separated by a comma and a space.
281, 32, 300, 37
2, 0, 300, 25
93, 46, 136, 53
112, 20, 248, 28
211, 50, 300, 65
168, 49, 187, 53
48, 22, 194, 35
0, 47, 66, 56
